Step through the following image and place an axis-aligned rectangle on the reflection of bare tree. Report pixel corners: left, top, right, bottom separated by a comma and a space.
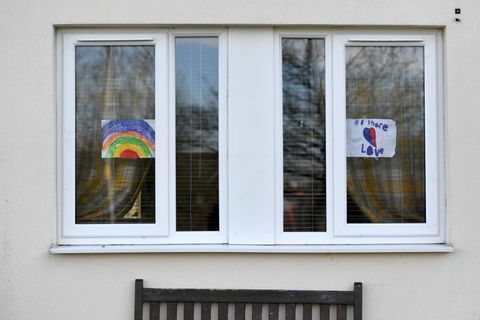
346, 46, 426, 223
175, 76, 218, 154
175, 38, 219, 231
282, 39, 326, 232
75, 46, 155, 223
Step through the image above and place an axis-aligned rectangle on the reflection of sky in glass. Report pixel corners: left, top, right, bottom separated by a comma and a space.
347, 46, 423, 80
282, 39, 325, 113
75, 46, 155, 151
175, 38, 218, 108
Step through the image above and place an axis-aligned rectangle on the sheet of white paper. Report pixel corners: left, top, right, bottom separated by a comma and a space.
346, 119, 396, 158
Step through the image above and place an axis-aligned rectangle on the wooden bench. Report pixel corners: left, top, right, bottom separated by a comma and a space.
134, 279, 362, 320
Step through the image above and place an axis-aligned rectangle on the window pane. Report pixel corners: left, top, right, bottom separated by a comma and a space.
75, 46, 155, 224
175, 37, 219, 231
346, 46, 426, 223
282, 38, 326, 232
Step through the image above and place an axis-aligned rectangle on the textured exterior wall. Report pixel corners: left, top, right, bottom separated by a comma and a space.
1, 0, 480, 319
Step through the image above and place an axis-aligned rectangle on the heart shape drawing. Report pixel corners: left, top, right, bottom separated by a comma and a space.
363, 127, 377, 147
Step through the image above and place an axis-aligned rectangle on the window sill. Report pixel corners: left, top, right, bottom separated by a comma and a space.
49, 243, 454, 254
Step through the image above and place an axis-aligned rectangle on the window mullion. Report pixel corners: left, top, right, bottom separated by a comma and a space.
227, 28, 276, 245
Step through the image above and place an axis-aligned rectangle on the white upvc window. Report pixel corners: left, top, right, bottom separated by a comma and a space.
57, 28, 445, 248
58, 29, 227, 245
275, 30, 444, 245
331, 33, 443, 243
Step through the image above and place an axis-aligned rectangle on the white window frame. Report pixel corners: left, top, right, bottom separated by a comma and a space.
168, 29, 228, 244
332, 32, 444, 243
56, 27, 445, 249
57, 28, 227, 245
274, 30, 335, 244
274, 29, 445, 245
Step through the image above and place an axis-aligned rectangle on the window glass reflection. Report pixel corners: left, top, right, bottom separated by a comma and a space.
282, 38, 326, 232
75, 46, 155, 224
175, 37, 220, 231
346, 46, 426, 223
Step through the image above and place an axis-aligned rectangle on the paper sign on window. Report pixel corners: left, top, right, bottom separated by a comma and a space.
346, 119, 396, 158
101, 119, 155, 159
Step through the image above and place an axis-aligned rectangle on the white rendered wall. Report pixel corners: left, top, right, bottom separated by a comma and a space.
1, 0, 480, 320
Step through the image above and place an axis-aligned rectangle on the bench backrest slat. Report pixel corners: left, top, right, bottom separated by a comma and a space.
320, 305, 330, 319
166, 303, 176, 320
268, 303, 278, 320
135, 280, 362, 320
302, 304, 312, 320
218, 303, 228, 320
150, 302, 160, 320
185, 303, 194, 320
235, 303, 246, 320
252, 303, 262, 320
337, 304, 347, 320
285, 304, 295, 320
201, 303, 211, 320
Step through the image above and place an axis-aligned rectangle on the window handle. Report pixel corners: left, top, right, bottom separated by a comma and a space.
76, 38, 154, 43
347, 38, 424, 43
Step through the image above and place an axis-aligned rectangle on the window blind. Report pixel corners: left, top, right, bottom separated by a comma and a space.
175, 37, 220, 231
282, 38, 326, 232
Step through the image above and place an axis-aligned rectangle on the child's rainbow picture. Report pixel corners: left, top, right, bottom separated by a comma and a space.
101, 119, 155, 159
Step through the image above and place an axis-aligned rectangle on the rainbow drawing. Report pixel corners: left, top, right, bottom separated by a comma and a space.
101, 119, 155, 159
